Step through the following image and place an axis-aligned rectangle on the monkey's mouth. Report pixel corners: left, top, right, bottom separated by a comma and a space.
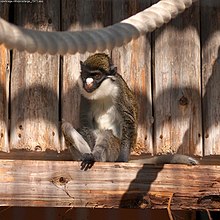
84, 83, 96, 93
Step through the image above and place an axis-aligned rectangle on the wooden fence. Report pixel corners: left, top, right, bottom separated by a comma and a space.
0, 0, 220, 159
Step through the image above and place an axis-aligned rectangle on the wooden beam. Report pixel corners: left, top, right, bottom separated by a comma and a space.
0, 160, 220, 210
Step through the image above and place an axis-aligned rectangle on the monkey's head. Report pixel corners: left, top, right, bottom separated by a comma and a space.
78, 53, 118, 100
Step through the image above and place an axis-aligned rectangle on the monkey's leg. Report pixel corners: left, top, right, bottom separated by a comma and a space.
130, 154, 199, 165
61, 121, 95, 160
93, 130, 121, 162
81, 130, 121, 170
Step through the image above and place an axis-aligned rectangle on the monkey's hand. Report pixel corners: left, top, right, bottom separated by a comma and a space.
81, 153, 95, 171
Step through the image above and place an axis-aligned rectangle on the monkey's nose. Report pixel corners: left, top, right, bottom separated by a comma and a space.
85, 77, 94, 92
86, 77, 94, 85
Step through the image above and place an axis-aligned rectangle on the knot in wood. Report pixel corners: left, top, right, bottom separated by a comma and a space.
179, 95, 188, 106
19, 125, 23, 130
59, 176, 67, 184
51, 175, 70, 186
35, 145, 42, 151
48, 18, 52, 24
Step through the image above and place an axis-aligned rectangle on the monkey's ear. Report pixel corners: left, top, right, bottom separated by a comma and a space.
80, 61, 85, 70
110, 64, 117, 75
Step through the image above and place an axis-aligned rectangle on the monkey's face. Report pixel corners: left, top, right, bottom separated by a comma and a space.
80, 63, 109, 93
78, 53, 118, 100
79, 63, 117, 100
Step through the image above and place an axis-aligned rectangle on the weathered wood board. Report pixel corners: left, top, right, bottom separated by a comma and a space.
0, 4, 10, 152
153, 2, 202, 156
202, 0, 220, 155
0, 0, 220, 160
0, 160, 219, 210
61, 0, 112, 149
112, 0, 153, 155
10, 1, 61, 152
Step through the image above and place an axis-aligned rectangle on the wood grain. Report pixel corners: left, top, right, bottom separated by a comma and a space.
112, 0, 153, 155
0, 159, 219, 210
0, 4, 10, 152
61, 0, 112, 149
153, 2, 202, 156
202, 0, 220, 155
10, 1, 60, 152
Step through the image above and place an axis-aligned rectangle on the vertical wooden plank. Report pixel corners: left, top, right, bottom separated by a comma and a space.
153, 2, 202, 156
202, 1, 220, 155
0, 4, 10, 152
10, 0, 60, 152
112, 0, 153, 155
61, 0, 112, 149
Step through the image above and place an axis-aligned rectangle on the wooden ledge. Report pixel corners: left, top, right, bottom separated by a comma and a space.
0, 159, 220, 210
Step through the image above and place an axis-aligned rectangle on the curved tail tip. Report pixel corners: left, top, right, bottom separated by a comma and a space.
188, 157, 199, 165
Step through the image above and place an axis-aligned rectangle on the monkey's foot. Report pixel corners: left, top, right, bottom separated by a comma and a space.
81, 153, 95, 171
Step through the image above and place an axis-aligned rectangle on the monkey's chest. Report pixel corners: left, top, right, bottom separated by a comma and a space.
92, 105, 120, 137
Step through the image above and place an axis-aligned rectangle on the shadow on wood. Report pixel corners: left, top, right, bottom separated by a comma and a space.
0, 160, 220, 211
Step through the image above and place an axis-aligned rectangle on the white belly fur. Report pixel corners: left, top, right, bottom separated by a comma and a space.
91, 100, 120, 138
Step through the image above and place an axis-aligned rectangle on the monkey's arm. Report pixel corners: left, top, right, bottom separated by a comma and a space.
129, 154, 199, 165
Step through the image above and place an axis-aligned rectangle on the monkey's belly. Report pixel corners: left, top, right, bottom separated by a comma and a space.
94, 112, 120, 138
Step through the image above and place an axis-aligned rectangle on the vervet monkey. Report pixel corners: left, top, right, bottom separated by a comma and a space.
62, 53, 198, 169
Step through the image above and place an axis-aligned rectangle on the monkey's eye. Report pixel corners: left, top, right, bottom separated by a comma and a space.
92, 72, 102, 80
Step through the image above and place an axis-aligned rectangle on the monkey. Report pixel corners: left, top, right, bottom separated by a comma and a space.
61, 53, 198, 170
